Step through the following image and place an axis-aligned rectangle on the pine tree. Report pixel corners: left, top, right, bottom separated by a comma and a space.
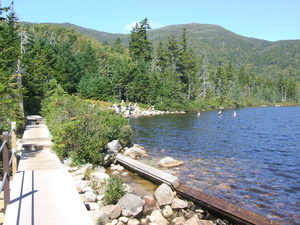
0, 3, 23, 131
129, 18, 153, 62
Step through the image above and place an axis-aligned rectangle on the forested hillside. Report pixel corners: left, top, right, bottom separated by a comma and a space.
1, 3, 299, 134
60, 22, 300, 81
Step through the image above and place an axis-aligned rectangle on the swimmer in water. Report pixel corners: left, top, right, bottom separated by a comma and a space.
218, 110, 222, 117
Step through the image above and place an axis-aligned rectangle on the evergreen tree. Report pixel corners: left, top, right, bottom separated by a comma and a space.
80, 41, 99, 75
155, 41, 167, 73
129, 18, 153, 62
0, 3, 23, 131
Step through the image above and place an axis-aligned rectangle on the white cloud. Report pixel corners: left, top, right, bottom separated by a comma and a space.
124, 20, 164, 33
124, 21, 139, 32
149, 21, 164, 29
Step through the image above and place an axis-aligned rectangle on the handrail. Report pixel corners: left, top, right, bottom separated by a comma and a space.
0, 122, 18, 213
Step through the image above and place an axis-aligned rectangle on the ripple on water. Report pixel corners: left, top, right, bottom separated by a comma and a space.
130, 107, 300, 225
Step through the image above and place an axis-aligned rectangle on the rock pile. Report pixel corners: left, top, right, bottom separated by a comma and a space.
67, 162, 228, 225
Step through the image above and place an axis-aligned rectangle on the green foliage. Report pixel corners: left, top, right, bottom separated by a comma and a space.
103, 175, 125, 205
2, 8, 300, 133
41, 92, 133, 165
0, 4, 25, 133
129, 18, 153, 62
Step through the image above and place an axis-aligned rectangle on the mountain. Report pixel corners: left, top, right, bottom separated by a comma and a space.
58, 23, 300, 80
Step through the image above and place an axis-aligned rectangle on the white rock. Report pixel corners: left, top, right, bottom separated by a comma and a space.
118, 194, 144, 217
73, 167, 87, 175
111, 219, 119, 225
158, 157, 184, 168
84, 163, 93, 170
97, 194, 105, 201
140, 218, 147, 225
150, 210, 169, 225
99, 204, 122, 219
84, 191, 97, 202
171, 198, 188, 209
89, 171, 110, 183
110, 164, 124, 171
128, 218, 140, 225
88, 202, 100, 211
89, 211, 109, 225
162, 205, 173, 218
154, 183, 174, 206
94, 166, 106, 173
82, 186, 93, 193
72, 174, 84, 181
119, 216, 129, 223
73, 180, 92, 192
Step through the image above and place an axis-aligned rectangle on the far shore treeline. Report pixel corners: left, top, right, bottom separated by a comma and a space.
1, 3, 299, 163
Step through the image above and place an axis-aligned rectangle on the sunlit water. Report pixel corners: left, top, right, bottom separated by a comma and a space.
129, 106, 300, 225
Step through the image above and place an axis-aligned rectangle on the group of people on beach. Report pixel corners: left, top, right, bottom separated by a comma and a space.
112, 102, 139, 118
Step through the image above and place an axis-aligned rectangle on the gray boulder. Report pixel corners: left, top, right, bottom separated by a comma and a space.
171, 198, 188, 209
123, 145, 150, 159
128, 218, 140, 225
89, 171, 109, 183
185, 217, 212, 225
162, 205, 173, 218
172, 216, 186, 225
89, 211, 109, 225
158, 157, 184, 168
150, 210, 169, 225
73, 167, 87, 175
154, 183, 174, 206
103, 154, 114, 167
117, 194, 144, 217
73, 180, 92, 192
110, 164, 124, 171
94, 166, 106, 173
107, 140, 122, 155
143, 195, 159, 216
99, 204, 122, 219
84, 191, 97, 202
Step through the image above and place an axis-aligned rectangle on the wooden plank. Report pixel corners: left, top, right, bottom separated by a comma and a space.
116, 154, 180, 188
176, 184, 281, 225
116, 154, 281, 225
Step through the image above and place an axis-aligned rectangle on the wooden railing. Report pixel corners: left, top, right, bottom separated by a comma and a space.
0, 122, 18, 213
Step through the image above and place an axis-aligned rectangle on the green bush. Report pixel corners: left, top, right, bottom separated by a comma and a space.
41, 91, 133, 165
103, 175, 125, 205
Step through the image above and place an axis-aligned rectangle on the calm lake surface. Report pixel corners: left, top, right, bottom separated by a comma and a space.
129, 106, 300, 225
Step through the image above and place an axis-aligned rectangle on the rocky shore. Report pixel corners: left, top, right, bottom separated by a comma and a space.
65, 141, 229, 225
67, 163, 227, 225
109, 103, 186, 118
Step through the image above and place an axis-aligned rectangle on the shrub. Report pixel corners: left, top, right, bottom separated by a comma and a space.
41, 92, 133, 165
103, 175, 125, 205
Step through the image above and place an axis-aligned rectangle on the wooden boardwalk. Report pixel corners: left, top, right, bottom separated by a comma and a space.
3, 116, 93, 225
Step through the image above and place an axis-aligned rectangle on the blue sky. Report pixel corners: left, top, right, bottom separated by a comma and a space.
1, 0, 299, 42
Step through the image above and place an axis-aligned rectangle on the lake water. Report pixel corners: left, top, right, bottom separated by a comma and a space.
129, 106, 300, 225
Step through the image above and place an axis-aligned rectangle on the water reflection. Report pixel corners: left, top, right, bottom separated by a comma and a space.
130, 106, 300, 225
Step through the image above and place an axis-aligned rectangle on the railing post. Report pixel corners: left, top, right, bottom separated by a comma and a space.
11, 122, 17, 178
2, 131, 10, 213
